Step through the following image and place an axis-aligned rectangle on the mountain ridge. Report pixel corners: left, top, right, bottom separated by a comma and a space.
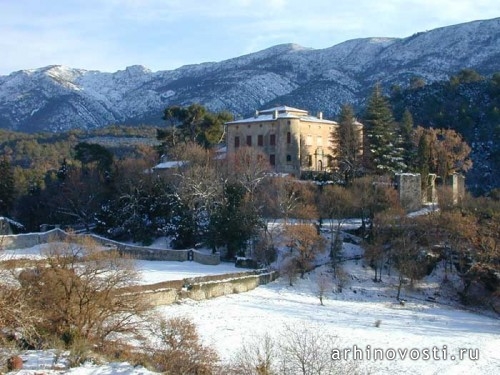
0, 17, 499, 133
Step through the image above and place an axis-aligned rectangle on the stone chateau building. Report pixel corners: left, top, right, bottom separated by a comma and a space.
225, 106, 362, 176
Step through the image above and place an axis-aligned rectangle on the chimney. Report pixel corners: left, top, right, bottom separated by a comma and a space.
317, 111, 323, 120
254, 110, 259, 118
273, 110, 278, 119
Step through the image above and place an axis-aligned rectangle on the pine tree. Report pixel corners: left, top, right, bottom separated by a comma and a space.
331, 104, 362, 183
363, 84, 406, 174
57, 158, 68, 181
416, 132, 431, 192
159, 104, 232, 150
0, 157, 15, 215
400, 109, 415, 169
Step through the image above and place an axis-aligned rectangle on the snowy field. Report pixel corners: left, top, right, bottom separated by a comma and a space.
153, 253, 500, 375
2, 236, 500, 374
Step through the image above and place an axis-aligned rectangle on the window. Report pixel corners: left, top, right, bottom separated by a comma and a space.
246, 135, 252, 146
308, 155, 313, 167
317, 136, 322, 146
234, 136, 240, 148
287, 132, 291, 144
286, 154, 292, 163
258, 134, 263, 146
270, 134, 276, 146
306, 135, 312, 146
270, 154, 276, 166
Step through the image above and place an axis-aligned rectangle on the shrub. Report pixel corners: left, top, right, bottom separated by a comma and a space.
147, 317, 219, 374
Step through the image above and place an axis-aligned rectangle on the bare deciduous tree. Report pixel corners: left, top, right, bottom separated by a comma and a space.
229, 333, 276, 375
316, 273, 332, 305
283, 224, 326, 278
318, 185, 354, 277
0, 262, 41, 347
18, 236, 149, 347
280, 254, 299, 287
335, 267, 350, 293
413, 126, 472, 181
253, 230, 277, 267
229, 324, 361, 375
228, 147, 270, 201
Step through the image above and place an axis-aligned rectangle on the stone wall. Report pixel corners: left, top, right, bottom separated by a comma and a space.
129, 270, 279, 307
0, 229, 66, 250
116, 243, 188, 262
0, 229, 220, 265
193, 249, 220, 265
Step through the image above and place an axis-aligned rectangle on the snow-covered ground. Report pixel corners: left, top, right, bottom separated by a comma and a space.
151, 245, 499, 375
2, 234, 499, 374
136, 259, 240, 284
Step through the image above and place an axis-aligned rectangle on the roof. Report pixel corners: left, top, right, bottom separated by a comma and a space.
226, 106, 337, 125
0, 216, 25, 230
152, 160, 186, 170
258, 106, 308, 115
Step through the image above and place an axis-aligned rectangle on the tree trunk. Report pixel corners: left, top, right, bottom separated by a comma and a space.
397, 276, 403, 300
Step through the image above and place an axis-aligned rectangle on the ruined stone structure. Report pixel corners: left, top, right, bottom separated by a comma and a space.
451, 173, 466, 204
394, 172, 466, 212
423, 173, 438, 204
395, 173, 422, 212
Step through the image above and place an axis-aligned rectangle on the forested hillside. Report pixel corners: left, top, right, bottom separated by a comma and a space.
0, 125, 157, 194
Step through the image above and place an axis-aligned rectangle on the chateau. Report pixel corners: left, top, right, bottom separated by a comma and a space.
225, 106, 362, 176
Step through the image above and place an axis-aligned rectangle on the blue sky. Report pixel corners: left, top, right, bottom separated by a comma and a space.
1, 0, 498, 75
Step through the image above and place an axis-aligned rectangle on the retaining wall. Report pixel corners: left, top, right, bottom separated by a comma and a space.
130, 270, 279, 307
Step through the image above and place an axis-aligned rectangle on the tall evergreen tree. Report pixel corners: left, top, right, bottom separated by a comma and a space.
74, 142, 114, 173
331, 104, 362, 184
208, 182, 261, 258
416, 132, 431, 192
0, 157, 15, 216
363, 84, 406, 174
400, 108, 415, 169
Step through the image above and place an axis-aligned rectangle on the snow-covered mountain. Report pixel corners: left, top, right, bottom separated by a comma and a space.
1, 18, 499, 133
